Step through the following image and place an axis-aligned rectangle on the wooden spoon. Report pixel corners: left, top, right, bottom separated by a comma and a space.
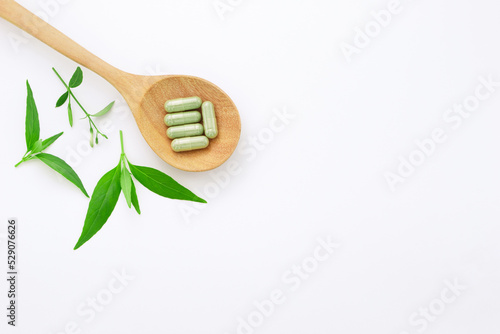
0, 0, 241, 172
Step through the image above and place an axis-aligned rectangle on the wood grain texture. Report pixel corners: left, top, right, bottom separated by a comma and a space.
0, 0, 241, 172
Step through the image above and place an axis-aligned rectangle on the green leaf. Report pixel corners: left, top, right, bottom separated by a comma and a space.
128, 163, 206, 203
91, 101, 115, 117
130, 178, 141, 214
56, 91, 68, 107
120, 161, 132, 208
39, 132, 64, 152
69, 67, 83, 88
74, 163, 122, 250
89, 126, 94, 148
25, 81, 40, 151
35, 153, 89, 198
31, 139, 43, 154
68, 100, 73, 127
31, 132, 64, 154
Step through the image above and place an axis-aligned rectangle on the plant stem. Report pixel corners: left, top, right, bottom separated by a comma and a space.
120, 130, 125, 155
15, 155, 32, 167
52, 68, 107, 139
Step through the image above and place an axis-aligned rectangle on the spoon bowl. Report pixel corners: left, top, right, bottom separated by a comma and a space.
0, 0, 241, 172
133, 75, 240, 172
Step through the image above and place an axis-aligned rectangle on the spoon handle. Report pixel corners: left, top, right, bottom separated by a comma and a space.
0, 0, 130, 88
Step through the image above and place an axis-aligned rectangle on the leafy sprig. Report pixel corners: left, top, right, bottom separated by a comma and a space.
53, 67, 114, 147
74, 131, 207, 250
15, 81, 89, 198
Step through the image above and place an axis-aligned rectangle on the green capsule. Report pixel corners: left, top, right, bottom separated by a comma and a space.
167, 123, 204, 139
171, 136, 209, 152
164, 111, 201, 126
202, 101, 218, 139
164, 96, 202, 113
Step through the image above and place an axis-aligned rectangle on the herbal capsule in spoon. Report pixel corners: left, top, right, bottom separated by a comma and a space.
202, 101, 218, 139
167, 123, 204, 139
164, 111, 201, 126
171, 136, 209, 152
164, 96, 202, 113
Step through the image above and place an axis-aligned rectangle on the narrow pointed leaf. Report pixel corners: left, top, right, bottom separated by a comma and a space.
128, 163, 206, 203
30, 131, 63, 155
25, 81, 40, 150
91, 101, 115, 117
130, 178, 141, 214
35, 153, 89, 197
56, 91, 69, 107
68, 100, 73, 127
31, 139, 43, 154
120, 162, 132, 208
89, 126, 94, 148
69, 67, 83, 88
39, 132, 64, 152
74, 163, 122, 250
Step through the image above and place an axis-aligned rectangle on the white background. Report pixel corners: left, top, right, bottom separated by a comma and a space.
1, 0, 500, 333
